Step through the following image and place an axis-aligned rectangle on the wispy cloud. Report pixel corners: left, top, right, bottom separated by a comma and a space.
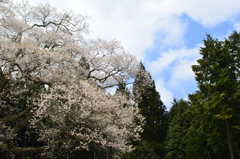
155, 78, 174, 110
162, 0, 240, 27
148, 46, 200, 74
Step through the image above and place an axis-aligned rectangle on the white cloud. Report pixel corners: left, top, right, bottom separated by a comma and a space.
165, 0, 240, 27
168, 57, 198, 88
148, 46, 200, 75
234, 23, 240, 31
155, 78, 174, 110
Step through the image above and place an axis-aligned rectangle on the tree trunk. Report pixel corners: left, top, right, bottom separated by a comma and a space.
225, 120, 234, 159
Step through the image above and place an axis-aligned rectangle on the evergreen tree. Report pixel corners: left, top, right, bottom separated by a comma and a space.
185, 125, 207, 159
191, 31, 240, 159
115, 81, 131, 101
165, 99, 190, 159
121, 140, 160, 159
132, 62, 168, 157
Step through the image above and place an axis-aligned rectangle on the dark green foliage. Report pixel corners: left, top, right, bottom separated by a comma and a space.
185, 125, 210, 159
165, 99, 190, 159
132, 62, 168, 157
191, 31, 240, 159
165, 31, 240, 159
121, 140, 160, 159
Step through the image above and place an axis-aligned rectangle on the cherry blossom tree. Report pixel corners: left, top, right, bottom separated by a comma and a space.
0, 0, 142, 158
32, 81, 143, 156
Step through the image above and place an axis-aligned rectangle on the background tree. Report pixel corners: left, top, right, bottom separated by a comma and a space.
165, 99, 190, 159
191, 31, 240, 159
132, 62, 168, 157
121, 140, 160, 159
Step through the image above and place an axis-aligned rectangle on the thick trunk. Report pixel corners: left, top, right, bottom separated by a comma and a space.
225, 120, 234, 159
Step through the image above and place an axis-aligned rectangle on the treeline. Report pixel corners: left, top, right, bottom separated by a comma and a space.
136, 31, 240, 159
164, 31, 240, 159
0, 1, 240, 159
122, 30, 240, 159
128, 31, 240, 159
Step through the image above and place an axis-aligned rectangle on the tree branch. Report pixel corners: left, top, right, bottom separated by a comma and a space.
0, 106, 32, 122
13, 117, 31, 133
0, 142, 46, 153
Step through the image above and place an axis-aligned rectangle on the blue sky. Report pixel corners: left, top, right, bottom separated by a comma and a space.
24, 0, 240, 109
